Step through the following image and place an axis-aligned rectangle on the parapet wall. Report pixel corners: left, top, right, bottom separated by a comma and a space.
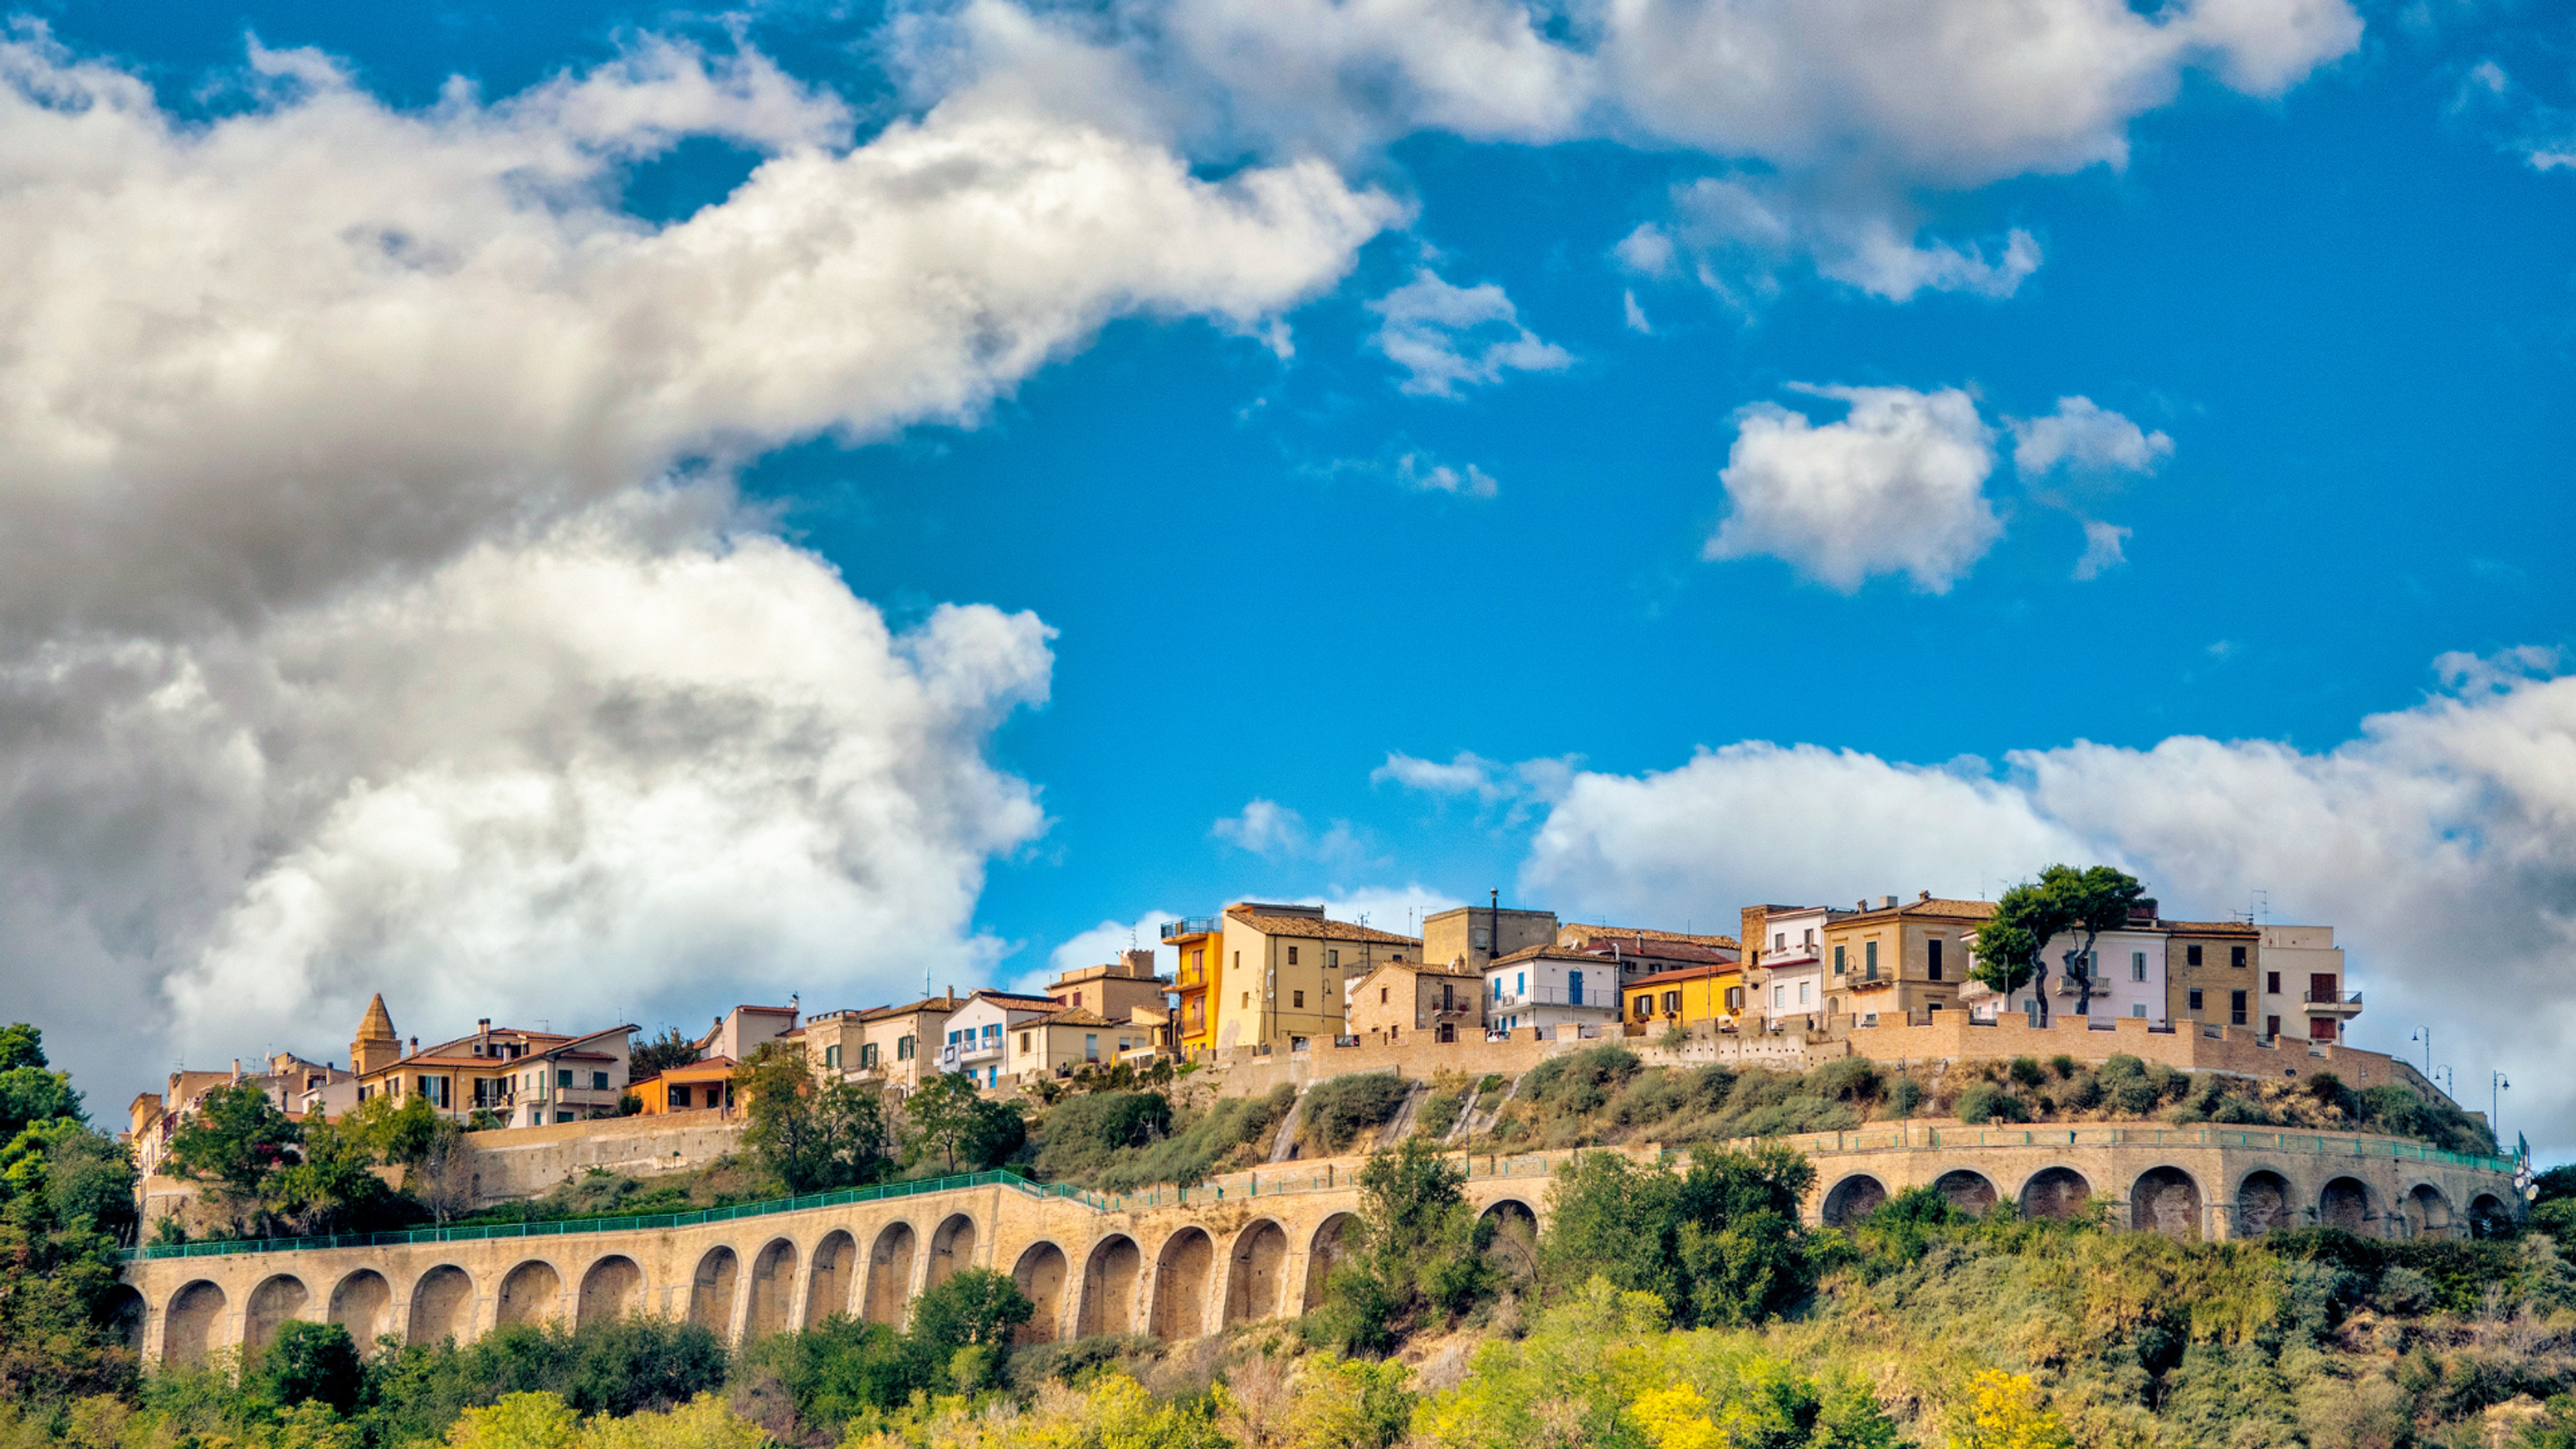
460, 1110, 742, 1205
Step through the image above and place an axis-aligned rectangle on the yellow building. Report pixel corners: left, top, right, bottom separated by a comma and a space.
630, 1057, 737, 1116
1177, 902, 1419, 1055
350, 996, 637, 1128
1817, 894, 1994, 1022
1623, 960, 1746, 1032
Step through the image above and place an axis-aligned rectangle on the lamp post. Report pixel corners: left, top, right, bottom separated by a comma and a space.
2493, 1071, 2510, 1142
2410, 1026, 2431, 1074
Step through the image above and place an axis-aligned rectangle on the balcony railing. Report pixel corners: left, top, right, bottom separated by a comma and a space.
1161, 916, 1222, 941
1489, 987, 1617, 1010
2304, 991, 2363, 1012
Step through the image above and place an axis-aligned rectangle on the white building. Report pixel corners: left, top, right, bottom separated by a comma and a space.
938, 990, 1055, 1088
2259, 923, 2358, 1042
1752, 906, 1838, 1031
1966, 928, 2168, 1025
1483, 945, 1623, 1035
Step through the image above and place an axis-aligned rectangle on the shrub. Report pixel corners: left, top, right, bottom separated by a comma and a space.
2008, 1057, 2045, 1089
262, 1321, 362, 1415
1955, 1083, 2029, 1125
1301, 1073, 1412, 1154
1881, 1079, 1925, 1120
1811, 1058, 1882, 1104
735, 1315, 921, 1431
908, 1269, 1033, 1356
2049, 1055, 2078, 1080
1523, 1046, 1643, 1116
1031, 1091, 1175, 1181
1416, 1081, 1468, 1140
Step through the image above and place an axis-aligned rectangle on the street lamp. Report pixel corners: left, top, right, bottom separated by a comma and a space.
2410, 1026, 2431, 1073
2493, 1071, 2510, 1142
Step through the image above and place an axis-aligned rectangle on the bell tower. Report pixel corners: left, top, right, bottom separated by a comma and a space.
352, 994, 402, 1077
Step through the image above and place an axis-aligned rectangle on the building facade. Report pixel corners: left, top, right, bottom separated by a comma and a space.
1421, 902, 1560, 973
1820, 894, 1994, 1022
2259, 923, 2359, 1042
350, 999, 636, 1128
1484, 945, 1623, 1034
1198, 904, 1419, 1056
940, 991, 1057, 1087
1345, 959, 1485, 1042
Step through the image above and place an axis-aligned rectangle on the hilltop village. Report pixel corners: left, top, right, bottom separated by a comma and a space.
125, 890, 2406, 1210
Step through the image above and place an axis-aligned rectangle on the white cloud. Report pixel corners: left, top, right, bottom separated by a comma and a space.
0, 30, 1407, 1095
1017, 910, 1181, 996
1367, 268, 1573, 396
1519, 651, 2576, 1155
2010, 396, 2175, 475
1214, 798, 1311, 857
1623, 289, 1654, 334
2072, 519, 2133, 580
1319, 884, 1469, 941
1374, 750, 1578, 812
1635, 176, 2043, 304
1704, 385, 2002, 593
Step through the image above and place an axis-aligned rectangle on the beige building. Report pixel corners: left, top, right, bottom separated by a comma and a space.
352, 998, 636, 1128
1203, 903, 1419, 1055
1008, 1009, 1156, 1081
1421, 900, 1560, 973
1345, 958, 1485, 1042
1044, 951, 1170, 1021
2162, 918, 2265, 1033
2258, 923, 2359, 1042
1819, 894, 1994, 1022
695, 1004, 800, 1063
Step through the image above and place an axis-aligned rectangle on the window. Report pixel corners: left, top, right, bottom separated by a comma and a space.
672, 1085, 691, 1108
1292, 990, 1305, 1008
1018, 1032, 1031, 1052
1864, 940, 1878, 979
592, 1071, 609, 1091
556, 1069, 573, 1088
1072, 989, 1083, 1008
2231, 945, 2247, 969
1803, 928, 1815, 947
1491, 979, 1501, 1002
1085, 1033, 1099, 1060
947, 1029, 962, 1046
2131, 951, 2147, 982
2186, 944, 2203, 966
2266, 1014, 2280, 1037
1928, 939, 1943, 980
1441, 983, 1455, 1010
1798, 981, 1812, 1006
2188, 988, 2204, 1012
1471, 926, 1491, 949
1774, 932, 1785, 951
1663, 990, 1681, 1014
1380, 987, 1389, 1004
2266, 971, 2281, 995
2229, 989, 2247, 1026
982, 1024, 1002, 1042
1726, 986, 1743, 1014
1771, 985, 1784, 1008
2132, 1004, 2147, 1018
1288, 946, 1299, 965
1516, 971, 1526, 995
1568, 971, 1584, 1006
1833, 945, 1846, 975
824, 1045, 841, 1069
556, 1111, 574, 1124
1242, 992, 1251, 1009
1633, 996, 1650, 1020
898, 1035, 915, 1061
1328, 949, 1339, 969
861, 1042, 879, 1069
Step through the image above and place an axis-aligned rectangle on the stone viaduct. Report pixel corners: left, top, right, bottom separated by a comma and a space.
115, 1127, 2518, 1368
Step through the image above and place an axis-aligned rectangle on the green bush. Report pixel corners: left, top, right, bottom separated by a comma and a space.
1955, 1082, 2030, 1125
1301, 1073, 1413, 1154
1416, 1081, 1469, 1139
1812, 1058, 1883, 1104
262, 1321, 362, 1415
2008, 1057, 2045, 1088
1881, 1078, 1925, 1120
1030, 1091, 1175, 1181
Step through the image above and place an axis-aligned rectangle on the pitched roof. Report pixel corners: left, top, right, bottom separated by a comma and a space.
1490, 944, 1623, 968
861, 995, 967, 1020
1224, 908, 1419, 946
2159, 919, 2260, 937
1835, 897, 1998, 927
1623, 961, 1742, 987
1027, 1008, 1126, 1029
1357, 957, 1481, 981
1562, 923, 1742, 950
356, 993, 398, 1042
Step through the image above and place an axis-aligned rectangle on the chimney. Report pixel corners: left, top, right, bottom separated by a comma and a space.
1918, 890, 1931, 902
409, 1036, 419, 1056
1878, 895, 1898, 910
477, 1018, 490, 1036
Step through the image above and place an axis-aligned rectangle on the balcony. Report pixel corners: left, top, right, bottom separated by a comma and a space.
1487, 986, 1617, 1012
1161, 916, 1222, 941
2304, 991, 2363, 1016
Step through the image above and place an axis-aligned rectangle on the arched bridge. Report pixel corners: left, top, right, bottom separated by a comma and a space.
115, 1126, 2516, 1366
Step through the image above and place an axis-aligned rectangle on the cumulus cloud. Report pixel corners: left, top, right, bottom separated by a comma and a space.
1213, 799, 1311, 857
2072, 519, 2133, 580
1368, 268, 1572, 396
0, 30, 1405, 1093
1624, 178, 2043, 305
1705, 385, 2002, 593
1019, 910, 1181, 996
1374, 750, 1579, 816
2010, 396, 2176, 476
1306, 447, 1501, 497
1519, 650, 2576, 1155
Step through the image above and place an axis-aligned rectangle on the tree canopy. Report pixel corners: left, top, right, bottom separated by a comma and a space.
1972, 865, 2149, 1022
902, 1071, 1025, 1175
735, 1044, 893, 1193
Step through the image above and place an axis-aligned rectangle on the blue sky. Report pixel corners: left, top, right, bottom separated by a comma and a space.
5, 0, 2573, 1149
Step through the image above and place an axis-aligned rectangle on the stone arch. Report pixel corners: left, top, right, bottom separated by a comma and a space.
2320, 1176, 2373, 1234
496, 1260, 564, 1327
1479, 1199, 1539, 1277
2130, 1166, 2203, 1241
164, 1281, 227, 1367
2402, 1183, 2454, 1240
1150, 1227, 1214, 1340
688, 1248, 739, 1335
97, 1284, 147, 1354
1079, 1234, 1142, 1338
244, 1273, 310, 1355
1224, 1220, 1289, 1327
1303, 1213, 1359, 1311
865, 1223, 917, 1326
327, 1270, 392, 1346
928, 1214, 977, 1290
805, 1232, 857, 1328
2019, 1167, 2092, 1221
408, 1265, 474, 1344
1933, 1169, 1997, 1215
1012, 1242, 1069, 1345
747, 1239, 798, 1337
2236, 1170, 2293, 1236
1821, 1174, 1888, 1226
2469, 1193, 2513, 1240
578, 1255, 644, 1325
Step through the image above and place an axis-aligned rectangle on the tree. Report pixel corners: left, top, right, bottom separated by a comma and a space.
265, 1114, 409, 1237
1538, 1143, 1813, 1330
1972, 865, 2148, 1024
737, 1044, 892, 1193
264, 1320, 364, 1415
1309, 1137, 1495, 1355
906, 1267, 1032, 1355
902, 1071, 1024, 1175
1949, 1371, 2074, 1449
168, 1081, 303, 1231
0, 1032, 141, 1401
629, 1027, 702, 1077
0, 1024, 79, 1140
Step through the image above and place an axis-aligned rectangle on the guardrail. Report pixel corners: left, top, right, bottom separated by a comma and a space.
1767, 1124, 2510, 1173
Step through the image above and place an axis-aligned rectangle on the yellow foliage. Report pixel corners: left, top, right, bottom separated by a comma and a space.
1949, 1371, 2072, 1449
445, 1393, 580, 1449
581, 1395, 775, 1449
1629, 1384, 1727, 1449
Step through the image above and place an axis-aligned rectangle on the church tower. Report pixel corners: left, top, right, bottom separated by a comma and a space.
352, 994, 402, 1077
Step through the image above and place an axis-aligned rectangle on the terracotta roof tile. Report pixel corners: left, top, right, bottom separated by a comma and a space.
1224, 909, 1421, 946
1561, 922, 1743, 950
